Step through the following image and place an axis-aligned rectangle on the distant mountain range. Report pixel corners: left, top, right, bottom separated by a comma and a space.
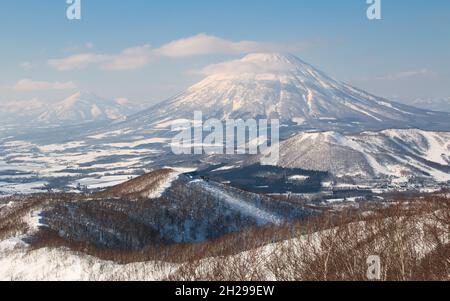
403, 97, 450, 113
0, 92, 144, 127
0, 53, 449, 194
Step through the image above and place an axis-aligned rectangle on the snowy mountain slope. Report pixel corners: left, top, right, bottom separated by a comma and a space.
189, 180, 285, 225
0, 92, 143, 127
0, 99, 47, 126
0, 238, 177, 281
96, 168, 182, 199
267, 129, 450, 183
405, 97, 450, 113
37, 92, 141, 124
108, 53, 450, 136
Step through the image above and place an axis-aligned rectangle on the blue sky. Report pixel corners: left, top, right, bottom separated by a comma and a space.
0, 0, 449, 105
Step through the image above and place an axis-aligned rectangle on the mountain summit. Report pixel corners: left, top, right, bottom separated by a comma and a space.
124, 53, 450, 133
37, 92, 139, 124
0, 92, 144, 128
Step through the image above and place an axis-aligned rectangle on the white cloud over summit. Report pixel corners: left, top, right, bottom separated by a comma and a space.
155, 34, 273, 57
201, 54, 296, 76
47, 34, 319, 71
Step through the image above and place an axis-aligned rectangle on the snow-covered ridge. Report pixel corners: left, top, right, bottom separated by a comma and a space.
98, 168, 182, 199
0, 92, 143, 126
0, 239, 177, 281
405, 97, 450, 113
37, 92, 141, 124
269, 129, 450, 183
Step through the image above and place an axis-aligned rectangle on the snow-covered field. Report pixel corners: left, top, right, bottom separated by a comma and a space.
0, 181, 49, 196
0, 135, 165, 194
0, 238, 177, 281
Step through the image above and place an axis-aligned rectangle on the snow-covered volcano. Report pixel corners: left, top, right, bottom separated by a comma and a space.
121, 53, 450, 133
